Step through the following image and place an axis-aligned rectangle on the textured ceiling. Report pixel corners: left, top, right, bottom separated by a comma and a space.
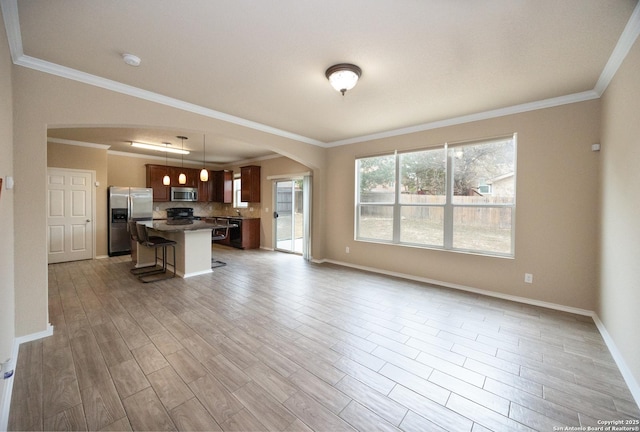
5, 0, 639, 163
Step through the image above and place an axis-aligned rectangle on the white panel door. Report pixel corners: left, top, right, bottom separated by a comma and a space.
47, 168, 94, 263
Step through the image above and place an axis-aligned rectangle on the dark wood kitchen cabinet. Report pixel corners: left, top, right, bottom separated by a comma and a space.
236, 218, 260, 249
213, 217, 260, 249
177, 167, 198, 188
147, 164, 200, 201
197, 170, 211, 202
212, 170, 233, 203
240, 165, 261, 202
146, 164, 170, 201
195, 169, 232, 203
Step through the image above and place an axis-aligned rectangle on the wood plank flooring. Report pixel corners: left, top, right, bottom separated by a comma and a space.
8, 245, 640, 431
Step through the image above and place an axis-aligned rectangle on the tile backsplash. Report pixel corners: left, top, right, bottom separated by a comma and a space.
152, 201, 261, 219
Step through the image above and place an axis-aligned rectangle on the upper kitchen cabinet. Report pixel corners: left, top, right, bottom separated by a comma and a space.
147, 164, 199, 201
212, 170, 233, 203
176, 166, 198, 188
146, 164, 170, 201
197, 170, 212, 202
241, 165, 261, 202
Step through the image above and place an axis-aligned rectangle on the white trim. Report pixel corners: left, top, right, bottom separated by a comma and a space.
592, 315, 640, 409
2, 0, 639, 148
0, 325, 54, 431
15, 324, 54, 346
325, 91, 600, 147
317, 257, 640, 410
46, 168, 97, 262
47, 137, 111, 150
107, 149, 206, 166
13, 53, 324, 147
0, 0, 21, 62
0, 338, 18, 432
266, 171, 311, 180
594, 1, 640, 95
322, 258, 593, 316
182, 269, 213, 278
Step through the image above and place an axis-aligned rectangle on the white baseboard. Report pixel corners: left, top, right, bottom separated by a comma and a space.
15, 323, 54, 345
593, 315, 640, 409
0, 323, 54, 431
320, 258, 592, 316
317, 258, 639, 410
0, 338, 19, 432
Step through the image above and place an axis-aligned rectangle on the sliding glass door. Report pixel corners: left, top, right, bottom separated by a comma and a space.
274, 179, 304, 253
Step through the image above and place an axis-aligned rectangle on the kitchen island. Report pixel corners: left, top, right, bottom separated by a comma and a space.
133, 220, 235, 278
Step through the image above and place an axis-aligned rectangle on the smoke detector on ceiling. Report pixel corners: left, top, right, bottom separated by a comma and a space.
122, 53, 141, 67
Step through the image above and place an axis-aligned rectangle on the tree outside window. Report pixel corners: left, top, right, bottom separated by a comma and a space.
356, 135, 516, 257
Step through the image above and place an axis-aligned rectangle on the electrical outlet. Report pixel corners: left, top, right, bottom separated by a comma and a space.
345, 246, 350, 254
524, 273, 533, 284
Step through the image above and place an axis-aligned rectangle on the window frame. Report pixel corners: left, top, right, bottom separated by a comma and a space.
233, 175, 248, 209
355, 134, 517, 257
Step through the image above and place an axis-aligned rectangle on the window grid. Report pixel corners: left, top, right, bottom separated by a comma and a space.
356, 135, 516, 257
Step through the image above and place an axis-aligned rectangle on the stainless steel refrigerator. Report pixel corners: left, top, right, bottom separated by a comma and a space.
108, 186, 153, 256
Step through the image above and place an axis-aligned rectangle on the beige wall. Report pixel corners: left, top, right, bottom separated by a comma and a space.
600, 37, 640, 389
13, 66, 326, 337
47, 142, 109, 257
326, 100, 601, 311
0, 7, 15, 365
231, 156, 312, 249
8, 19, 639, 398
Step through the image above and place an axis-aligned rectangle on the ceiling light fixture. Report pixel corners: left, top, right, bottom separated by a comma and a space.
200, 134, 209, 182
131, 141, 189, 154
162, 143, 171, 186
177, 136, 188, 185
325, 63, 362, 95
122, 53, 141, 67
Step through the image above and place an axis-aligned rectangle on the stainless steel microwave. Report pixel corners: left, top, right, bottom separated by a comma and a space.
170, 187, 198, 202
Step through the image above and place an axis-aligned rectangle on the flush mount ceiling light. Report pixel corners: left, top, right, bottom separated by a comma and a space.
131, 141, 189, 154
122, 53, 141, 67
325, 63, 362, 95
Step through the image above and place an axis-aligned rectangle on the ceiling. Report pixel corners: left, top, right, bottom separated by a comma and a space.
4, 0, 639, 164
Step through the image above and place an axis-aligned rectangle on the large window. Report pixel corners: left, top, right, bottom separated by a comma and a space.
356, 135, 516, 256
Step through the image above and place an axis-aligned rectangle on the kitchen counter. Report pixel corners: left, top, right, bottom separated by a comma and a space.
143, 219, 236, 232
134, 220, 236, 278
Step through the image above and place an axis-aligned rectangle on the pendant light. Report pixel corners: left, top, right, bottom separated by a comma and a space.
177, 135, 187, 185
200, 134, 209, 182
162, 142, 171, 185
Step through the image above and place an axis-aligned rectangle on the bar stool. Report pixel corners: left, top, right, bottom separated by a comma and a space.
128, 221, 160, 276
135, 223, 177, 283
211, 218, 230, 269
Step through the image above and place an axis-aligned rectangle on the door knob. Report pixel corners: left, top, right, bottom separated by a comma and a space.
86, 219, 91, 222
273, 212, 279, 219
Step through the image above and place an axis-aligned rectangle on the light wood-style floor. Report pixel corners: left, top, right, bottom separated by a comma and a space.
9, 245, 640, 431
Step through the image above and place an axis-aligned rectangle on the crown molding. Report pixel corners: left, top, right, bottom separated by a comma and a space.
13, 54, 325, 147
47, 137, 111, 150
0, 0, 21, 62
325, 90, 601, 147
594, 0, 640, 95
3, 0, 639, 148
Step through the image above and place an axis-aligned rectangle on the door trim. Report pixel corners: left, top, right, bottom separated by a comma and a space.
46, 167, 97, 263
